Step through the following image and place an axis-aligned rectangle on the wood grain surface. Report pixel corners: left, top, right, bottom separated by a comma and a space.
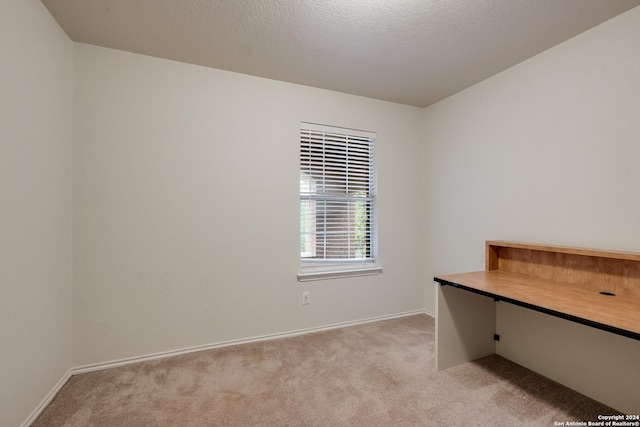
436, 270, 640, 336
486, 241, 640, 297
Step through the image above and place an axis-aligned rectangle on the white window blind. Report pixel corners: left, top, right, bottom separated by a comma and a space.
299, 123, 379, 279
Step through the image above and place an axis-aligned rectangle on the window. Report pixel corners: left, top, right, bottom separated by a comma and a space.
298, 123, 381, 281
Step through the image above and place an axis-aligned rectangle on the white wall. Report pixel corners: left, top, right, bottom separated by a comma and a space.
423, 6, 640, 412
6, 1, 638, 420
72, 44, 425, 366
0, 1, 73, 425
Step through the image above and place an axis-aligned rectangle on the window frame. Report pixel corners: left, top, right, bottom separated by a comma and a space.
297, 122, 382, 282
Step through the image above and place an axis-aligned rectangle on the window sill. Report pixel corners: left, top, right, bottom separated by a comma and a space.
297, 266, 383, 282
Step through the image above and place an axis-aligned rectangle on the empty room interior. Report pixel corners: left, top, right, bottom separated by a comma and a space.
3, 0, 640, 425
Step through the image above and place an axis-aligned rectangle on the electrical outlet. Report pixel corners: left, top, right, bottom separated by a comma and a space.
302, 291, 310, 305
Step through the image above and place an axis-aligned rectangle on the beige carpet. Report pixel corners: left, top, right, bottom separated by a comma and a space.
33, 315, 617, 426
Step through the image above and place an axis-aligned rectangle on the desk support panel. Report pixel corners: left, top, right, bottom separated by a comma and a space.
436, 284, 496, 370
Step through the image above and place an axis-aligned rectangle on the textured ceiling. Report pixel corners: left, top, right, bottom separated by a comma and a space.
41, 0, 640, 107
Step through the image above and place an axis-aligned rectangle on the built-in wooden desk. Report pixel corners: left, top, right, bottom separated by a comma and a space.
436, 269, 640, 341
434, 241, 640, 370
434, 241, 640, 414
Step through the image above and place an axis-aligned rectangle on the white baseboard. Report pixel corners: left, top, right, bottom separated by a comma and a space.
73, 309, 431, 375
23, 309, 431, 425
21, 369, 73, 427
